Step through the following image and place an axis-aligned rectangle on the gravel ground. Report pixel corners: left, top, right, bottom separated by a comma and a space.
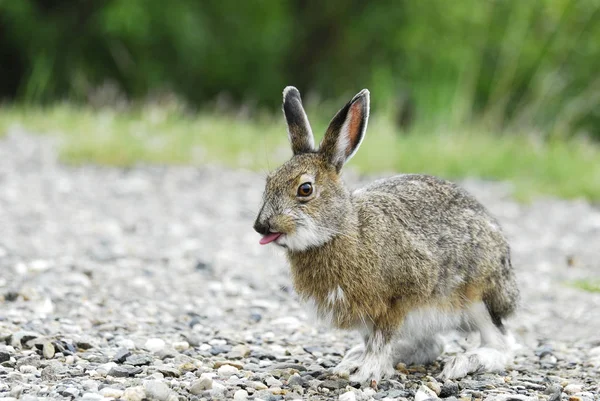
0, 131, 599, 401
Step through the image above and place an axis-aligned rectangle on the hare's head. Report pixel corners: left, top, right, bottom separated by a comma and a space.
253, 87, 370, 252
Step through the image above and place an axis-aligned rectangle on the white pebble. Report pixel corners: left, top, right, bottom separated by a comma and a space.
266, 376, 283, 387
234, 389, 249, 400
339, 390, 357, 401
80, 393, 104, 401
122, 386, 146, 401
118, 339, 136, 350
189, 376, 213, 394
100, 387, 124, 398
19, 365, 37, 374
217, 364, 239, 377
415, 384, 439, 401
143, 380, 172, 401
564, 384, 583, 394
172, 341, 189, 351
145, 338, 166, 353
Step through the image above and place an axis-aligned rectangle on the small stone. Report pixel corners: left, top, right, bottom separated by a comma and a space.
144, 380, 172, 401
266, 376, 284, 387
565, 384, 583, 395
19, 365, 37, 374
288, 373, 305, 387
440, 381, 459, 398
113, 348, 132, 363
229, 344, 251, 359
42, 342, 55, 359
100, 388, 124, 398
118, 339, 136, 350
126, 354, 154, 366
214, 360, 244, 369
172, 341, 189, 351
59, 387, 80, 398
122, 386, 146, 401
190, 376, 213, 394
217, 364, 239, 377
157, 365, 181, 377
415, 384, 439, 401
0, 350, 11, 362
427, 381, 442, 395
234, 389, 249, 400
321, 379, 348, 390
97, 362, 118, 375
145, 338, 166, 353
269, 387, 285, 395
211, 382, 226, 397
339, 391, 357, 401
108, 365, 143, 377
80, 393, 104, 401
247, 381, 268, 390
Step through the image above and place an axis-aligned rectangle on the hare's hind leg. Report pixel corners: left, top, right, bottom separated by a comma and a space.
440, 302, 513, 379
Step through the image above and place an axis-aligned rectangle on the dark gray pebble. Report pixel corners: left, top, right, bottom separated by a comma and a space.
440, 381, 459, 398
125, 354, 154, 366
113, 348, 132, 363
108, 365, 143, 377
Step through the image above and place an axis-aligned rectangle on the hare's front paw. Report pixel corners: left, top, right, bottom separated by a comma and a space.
332, 343, 364, 378
349, 361, 395, 385
348, 348, 395, 384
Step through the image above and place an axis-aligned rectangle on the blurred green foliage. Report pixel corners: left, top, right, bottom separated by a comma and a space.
1, 0, 599, 137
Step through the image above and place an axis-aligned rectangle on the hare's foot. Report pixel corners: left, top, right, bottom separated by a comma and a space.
348, 330, 395, 384
394, 336, 443, 366
332, 343, 364, 377
440, 301, 514, 379
440, 347, 508, 379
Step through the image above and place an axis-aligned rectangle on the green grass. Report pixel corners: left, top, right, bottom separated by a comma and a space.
571, 280, 600, 293
1, 104, 599, 202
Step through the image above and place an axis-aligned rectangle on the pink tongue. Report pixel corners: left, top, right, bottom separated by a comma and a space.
260, 232, 282, 245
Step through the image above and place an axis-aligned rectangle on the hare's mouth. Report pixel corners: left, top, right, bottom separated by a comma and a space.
259, 232, 283, 245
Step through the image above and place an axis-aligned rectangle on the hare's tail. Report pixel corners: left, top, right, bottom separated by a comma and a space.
482, 253, 519, 334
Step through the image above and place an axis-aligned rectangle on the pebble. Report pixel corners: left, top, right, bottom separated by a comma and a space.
234, 389, 249, 400
42, 342, 55, 359
440, 381, 459, 397
172, 341, 189, 351
19, 365, 37, 374
229, 344, 251, 358
122, 386, 146, 401
125, 353, 154, 366
143, 380, 172, 401
145, 338, 166, 353
564, 384, 583, 394
100, 387, 124, 398
415, 384, 439, 401
80, 393, 104, 401
113, 347, 132, 363
190, 376, 213, 394
108, 365, 143, 377
339, 391, 357, 401
217, 364, 239, 377
266, 376, 284, 387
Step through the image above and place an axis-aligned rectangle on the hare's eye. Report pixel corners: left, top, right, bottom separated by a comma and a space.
297, 182, 313, 197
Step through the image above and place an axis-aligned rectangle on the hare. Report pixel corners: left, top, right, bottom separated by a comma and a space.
253, 86, 519, 384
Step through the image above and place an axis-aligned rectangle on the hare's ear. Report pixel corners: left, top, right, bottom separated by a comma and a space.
319, 89, 369, 172
283, 86, 315, 155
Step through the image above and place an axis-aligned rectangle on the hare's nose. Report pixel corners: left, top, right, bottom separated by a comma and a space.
253, 219, 271, 236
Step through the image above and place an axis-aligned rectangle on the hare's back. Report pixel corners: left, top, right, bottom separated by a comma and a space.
353, 174, 504, 245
